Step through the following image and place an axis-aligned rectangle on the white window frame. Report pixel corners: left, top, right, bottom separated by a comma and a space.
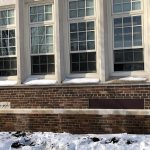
107, 0, 147, 77
66, 0, 99, 78
0, 6, 17, 80
28, 2, 56, 78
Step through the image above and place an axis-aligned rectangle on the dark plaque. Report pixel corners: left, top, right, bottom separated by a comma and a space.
89, 99, 144, 109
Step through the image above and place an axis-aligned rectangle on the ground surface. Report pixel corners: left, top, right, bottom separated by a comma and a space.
0, 132, 150, 150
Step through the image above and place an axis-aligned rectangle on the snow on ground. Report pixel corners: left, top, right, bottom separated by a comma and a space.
0, 80, 17, 86
119, 77, 147, 82
63, 78, 100, 84
24, 77, 57, 85
0, 132, 150, 150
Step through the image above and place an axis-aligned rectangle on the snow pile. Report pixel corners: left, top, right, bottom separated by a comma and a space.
0, 132, 150, 150
119, 77, 147, 82
24, 77, 57, 85
0, 80, 17, 86
63, 78, 99, 84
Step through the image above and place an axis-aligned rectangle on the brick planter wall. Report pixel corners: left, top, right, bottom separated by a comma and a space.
1, 113, 150, 134
0, 84, 150, 109
0, 84, 150, 134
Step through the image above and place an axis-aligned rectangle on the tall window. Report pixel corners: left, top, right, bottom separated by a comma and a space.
69, 0, 96, 73
0, 9, 17, 76
29, 4, 55, 75
112, 0, 144, 71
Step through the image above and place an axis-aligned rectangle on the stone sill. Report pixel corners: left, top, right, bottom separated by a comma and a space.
0, 109, 150, 116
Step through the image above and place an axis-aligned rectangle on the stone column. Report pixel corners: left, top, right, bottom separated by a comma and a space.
54, 0, 65, 84
16, 0, 25, 84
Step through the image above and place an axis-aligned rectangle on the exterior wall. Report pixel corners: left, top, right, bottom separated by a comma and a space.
0, 0, 149, 84
0, 0, 15, 6
0, 113, 150, 134
0, 84, 150, 109
0, 0, 150, 134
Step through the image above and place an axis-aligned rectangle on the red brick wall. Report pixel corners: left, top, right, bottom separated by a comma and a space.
1, 114, 150, 134
0, 84, 150, 109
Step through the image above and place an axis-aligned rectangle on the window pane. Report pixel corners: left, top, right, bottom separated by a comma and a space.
0, 29, 16, 56
31, 26, 53, 55
123, 3, 131, 11
9, 47, 16, 55
79, 32, 86, 41
133, 34, 142, 46
113, 0, 141, 13
114, 18, 122, 27
132, 1, 141, 10
87, 41, 95, 50
114, 50, 124, 63
30, 4, 52, 22
9, 30, 15, 38
9, 38, 15, 46
123, 17, 132, 27
114, 49, 144, 71
46, 35, 53, 43
79, 42, 86, 50
1, 11, 7, 18
46, 26, 53, 34
69, 0, 94, 18
86, 8, 94, 16
88, 52, 96, 61
39, 45, 47, 53
124, 34, 132, 47
38, 6, 44, 13
71, 42, 78, 51
86, 0, 94, 7
71, 52, 96, 73
133, 16, 141, 25
70, 23, 77, 32
69, 10, 77, 18
0, 57, 17, 76
30, 7, 37, 14
31, 55, 55, 75
8, 18, 14, 24
78, 0, 85, 8
87, 21, 94, 30
69, 1, 77, 9
78, 9, 85, 17
30, 15, 37, 22
45, 13, 52, 20
8, 10, 14, 17
78, 22, 86, 31
39, 36, 45, 44
87, 31, 95, 40
80, 62, 87, 71
124, 50, 133, 62
38, 14, 44, 22
0, 9, 15, 26
47, 45, 53, 53
71, 53, 79, 62
45, 5, 52, 12
38, 26, 45, 35
2, 30, 8, 38
31, 45, 38, 54
70, 33, 78, 41
113, 16, 142, 49
134, 49, 143, 61
113, 4, 122, 13
133, 63, 144, 70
